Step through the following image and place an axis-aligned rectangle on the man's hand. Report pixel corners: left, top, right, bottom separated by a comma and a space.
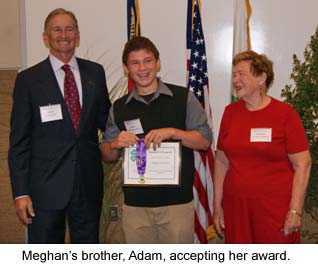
100, 131, 139, 162
112, 131, 139, 149
144, 128, 175, 150
15, 196, 35, 225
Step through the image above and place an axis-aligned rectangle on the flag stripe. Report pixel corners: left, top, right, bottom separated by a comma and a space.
194, 212, 208, 244
187, 0, 215, 243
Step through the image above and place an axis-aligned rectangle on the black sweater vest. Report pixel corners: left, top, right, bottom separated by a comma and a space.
113, 83, 194, 207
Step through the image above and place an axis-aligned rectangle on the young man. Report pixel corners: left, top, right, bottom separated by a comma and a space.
101, 36, 212, 243
8, 8, 111, 243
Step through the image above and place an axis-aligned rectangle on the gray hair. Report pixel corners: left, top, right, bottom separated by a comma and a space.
44, 8, 79, 33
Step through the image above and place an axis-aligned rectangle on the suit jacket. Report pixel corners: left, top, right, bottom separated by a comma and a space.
8, 57, 111, 210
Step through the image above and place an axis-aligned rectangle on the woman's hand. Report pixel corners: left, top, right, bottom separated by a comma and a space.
283, 210, 301, 236
213, 205, 225, 238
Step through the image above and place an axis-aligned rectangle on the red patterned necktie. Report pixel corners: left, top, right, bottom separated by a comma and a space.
62, 64, 81, 133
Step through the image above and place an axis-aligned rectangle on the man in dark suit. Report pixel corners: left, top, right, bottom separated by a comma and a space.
8, 8, 111, 243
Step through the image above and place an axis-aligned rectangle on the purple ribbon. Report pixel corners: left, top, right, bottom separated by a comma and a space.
136, 138, 146, 178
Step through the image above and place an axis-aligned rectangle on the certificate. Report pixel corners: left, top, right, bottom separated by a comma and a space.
122, 141, 181, 186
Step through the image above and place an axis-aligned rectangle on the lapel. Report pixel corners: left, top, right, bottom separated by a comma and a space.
38, 58, 74, 134
38, 58, 98, 136
77, 58, 96, 134
38, 58, 65, 104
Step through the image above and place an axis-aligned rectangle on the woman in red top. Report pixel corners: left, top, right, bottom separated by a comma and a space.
213, 51, 312, 243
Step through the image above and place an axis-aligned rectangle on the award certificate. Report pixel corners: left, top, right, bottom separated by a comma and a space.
122, 141, 181, 186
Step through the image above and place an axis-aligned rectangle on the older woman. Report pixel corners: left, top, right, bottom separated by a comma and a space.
213, 51, 311, 243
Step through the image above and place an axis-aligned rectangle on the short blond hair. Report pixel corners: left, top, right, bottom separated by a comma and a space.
233, 50, 274, 89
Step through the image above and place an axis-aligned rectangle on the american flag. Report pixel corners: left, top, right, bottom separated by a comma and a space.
187, 0, 215, 243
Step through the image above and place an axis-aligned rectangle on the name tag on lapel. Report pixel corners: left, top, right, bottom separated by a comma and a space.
40, 104, 63, 122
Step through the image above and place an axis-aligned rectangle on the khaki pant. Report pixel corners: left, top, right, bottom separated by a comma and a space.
122, 201, 194, 244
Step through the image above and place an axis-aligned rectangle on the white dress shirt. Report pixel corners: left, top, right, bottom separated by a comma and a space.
49, 54, 83, 106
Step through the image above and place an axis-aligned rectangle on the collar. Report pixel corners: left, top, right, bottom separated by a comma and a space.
125, 78, 173, 104
49, 54, 79, 72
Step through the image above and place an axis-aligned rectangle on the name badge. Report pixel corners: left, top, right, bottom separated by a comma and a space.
124, 118, 144, 135
250, 128, 272, 142
40, 104, 63, 123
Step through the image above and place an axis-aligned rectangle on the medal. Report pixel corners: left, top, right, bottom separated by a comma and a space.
136, 138, 146, 183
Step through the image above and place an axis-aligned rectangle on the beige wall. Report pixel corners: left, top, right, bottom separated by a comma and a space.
23, 0, 318, 140
0, 0, 24, 243
1, 0, 317, 244
0, 70, 25, 243
0, 0, 20, 69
